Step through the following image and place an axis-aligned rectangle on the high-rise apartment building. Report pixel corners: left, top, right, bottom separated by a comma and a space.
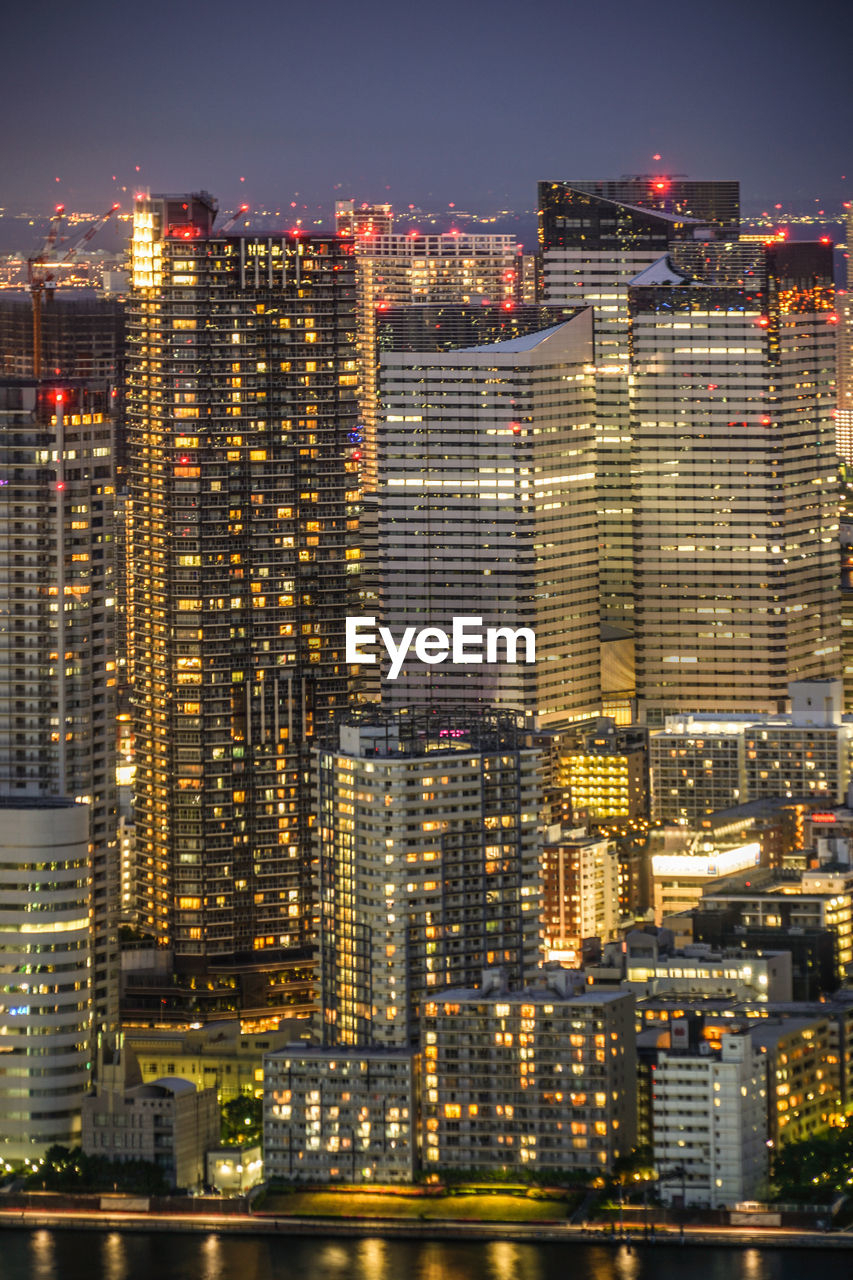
376, 312, 600, 723
631, 241, 839, 721
553, 718, 648, 823
0, 378, 117, 1029
420, 970, 636, 1174
0, 294, 125, 383
316, 709, 544, 1049
539, 177, 736, 628
127, 192, 357, 1020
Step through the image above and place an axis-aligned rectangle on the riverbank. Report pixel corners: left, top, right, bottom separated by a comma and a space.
1, 1207, 852, 1250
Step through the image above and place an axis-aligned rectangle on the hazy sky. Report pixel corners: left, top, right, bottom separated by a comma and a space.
5, 0, 852, 218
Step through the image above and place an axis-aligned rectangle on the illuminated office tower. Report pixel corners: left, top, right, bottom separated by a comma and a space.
0, 379, 117, 1031
376, 312, 600, 724
631, 241, 840, 721
127, 192, 356, 1020
563, 176, 739, 231
316, 709, 544, 1048
336, 201, 520, 493
538, 177, 737, 628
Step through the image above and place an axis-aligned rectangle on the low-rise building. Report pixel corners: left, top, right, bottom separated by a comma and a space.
652, 1028, 767, 1208
124, 1019, 309, 1103
419, 970, 636, 1174
700, 856, 853, 981
624, 934, 792, 1003
264, 1046, 416, 1184
82, 1056, 219, 1189
206, 1145, 263, 1194
554, 719, 648, 823
651, 680, 853, 824
651, 835, 761, 921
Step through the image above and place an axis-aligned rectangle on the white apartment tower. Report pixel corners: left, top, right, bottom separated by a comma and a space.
376, 313, 600, 724
652, 1028, 767, 1208
315, 709, 544, 1048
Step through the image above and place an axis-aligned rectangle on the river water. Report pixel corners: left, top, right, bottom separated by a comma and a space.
2, 1230, 851, 1280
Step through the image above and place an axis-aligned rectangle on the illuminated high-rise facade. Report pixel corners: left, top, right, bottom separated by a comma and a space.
315, 709, 544, 1048
631, 241, 840, 721
375, 313, 599, 723
0, 379, 118, 1031
127, 192, 357, 1017
337, 202, 521, 494
538, 177, 737, 628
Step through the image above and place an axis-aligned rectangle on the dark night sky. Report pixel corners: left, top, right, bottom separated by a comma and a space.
5, 0, 853, 219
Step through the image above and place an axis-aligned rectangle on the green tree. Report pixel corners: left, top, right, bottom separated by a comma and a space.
221, 1094, 262, 1145
769, 1125, 853, 1204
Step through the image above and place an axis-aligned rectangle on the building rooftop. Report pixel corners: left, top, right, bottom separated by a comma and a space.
132, 1077, 198, 1097
456, 320, 571, 354
630, 256, 694, 287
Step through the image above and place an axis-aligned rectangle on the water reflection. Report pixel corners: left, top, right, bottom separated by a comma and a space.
486, 1240, 543, 1280
613, 1243, 641, 1280
4, 1231, 853, 1280
357, 1238, 389, 1280
741, 1248, 765, 1280
201, 1232, 223, 1280
28, 1230, 55, 1280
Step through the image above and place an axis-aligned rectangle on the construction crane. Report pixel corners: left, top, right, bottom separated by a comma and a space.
27, 202, 120, 378
217, 204, 250, 234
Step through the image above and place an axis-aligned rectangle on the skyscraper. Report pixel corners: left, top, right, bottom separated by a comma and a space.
538, 177, 737, 629
127, 192, 357, 1021
375, 312, 600, 723
315, 708, 544, 1048
562, 175, 740, 232
0, 799, 92, 1160
338, 202, 521, 494
0, 378, 118, 1031
630, 241, 840, 720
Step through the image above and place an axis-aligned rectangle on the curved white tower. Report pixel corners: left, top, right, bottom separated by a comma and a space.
0, 800, 91, 1159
